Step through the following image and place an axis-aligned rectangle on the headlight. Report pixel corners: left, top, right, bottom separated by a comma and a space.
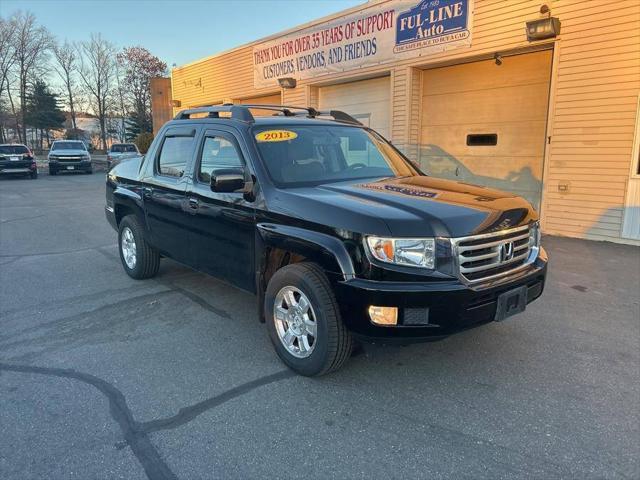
366, 236, 435, 269
81, 154, 90, 160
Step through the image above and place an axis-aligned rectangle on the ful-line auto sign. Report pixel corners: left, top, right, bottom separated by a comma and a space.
395, 0, 472, 53
252, 0, 473, 88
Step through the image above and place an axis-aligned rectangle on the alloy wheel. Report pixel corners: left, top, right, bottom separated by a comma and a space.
121, 226, 137, 269
273, 286, 318, 358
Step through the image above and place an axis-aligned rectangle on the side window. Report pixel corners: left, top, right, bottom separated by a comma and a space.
198, 135, 243, 183
157, 136, 193, 177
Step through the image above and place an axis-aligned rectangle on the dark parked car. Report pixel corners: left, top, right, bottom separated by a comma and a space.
0, 144, 38, 179
105, 105, 547, 376
48, 140, 92, 175
107, 143, 140, 168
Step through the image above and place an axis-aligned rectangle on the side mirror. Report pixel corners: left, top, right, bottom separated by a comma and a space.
210, 167, 246, 193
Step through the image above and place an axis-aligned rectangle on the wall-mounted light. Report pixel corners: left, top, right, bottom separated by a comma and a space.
171, 100, 182, 107
278, 77, 297, 89
494, 53, 503, 66
526, 17, 561, 41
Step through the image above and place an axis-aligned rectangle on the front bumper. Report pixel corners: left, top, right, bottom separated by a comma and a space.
334, 247, 547, 342
49, 160, 92, 172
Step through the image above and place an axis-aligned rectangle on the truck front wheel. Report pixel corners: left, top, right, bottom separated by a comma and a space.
265, 263, 353, 376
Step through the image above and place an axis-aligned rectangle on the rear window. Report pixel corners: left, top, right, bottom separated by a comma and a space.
0, 145, 29, 155
157, 136, 193, 177
52, 141, 86, 151
111, 144, 137, 153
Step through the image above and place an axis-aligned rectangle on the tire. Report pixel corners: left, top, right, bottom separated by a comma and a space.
87, 167, 93, 174
49, 168, 57, 176
265, 262, 353, 376
30, 170, 38, 179
118, 214, 160, 279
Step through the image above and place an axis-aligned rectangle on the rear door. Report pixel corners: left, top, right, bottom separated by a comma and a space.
142, 126, 198, 265
186, 127, 256, 291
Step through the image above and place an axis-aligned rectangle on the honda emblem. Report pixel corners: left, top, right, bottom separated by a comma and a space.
500, 241, 515, 262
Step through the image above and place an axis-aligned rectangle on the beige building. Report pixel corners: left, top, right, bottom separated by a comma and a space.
162, 0, 640, 245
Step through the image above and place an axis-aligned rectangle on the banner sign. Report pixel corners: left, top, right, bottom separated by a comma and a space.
253, 0, 473, 88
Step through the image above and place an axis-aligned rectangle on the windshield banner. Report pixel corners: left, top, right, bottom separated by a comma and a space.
253, 0, 473, 88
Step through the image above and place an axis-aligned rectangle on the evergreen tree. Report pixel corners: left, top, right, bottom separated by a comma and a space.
25, 79, 65, 149
124, 112, 151, 141
124, 116, 139, 141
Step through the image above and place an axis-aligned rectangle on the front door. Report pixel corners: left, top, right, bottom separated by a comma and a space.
187, 128, 256, 291
143, 126, 198, 265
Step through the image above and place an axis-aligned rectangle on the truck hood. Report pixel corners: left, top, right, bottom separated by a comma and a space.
269, 175, 537, 237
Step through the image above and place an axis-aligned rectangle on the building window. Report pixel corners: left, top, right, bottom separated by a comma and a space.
466, 133, 498, 146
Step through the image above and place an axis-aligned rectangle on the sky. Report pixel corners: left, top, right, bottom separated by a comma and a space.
0, 0, 364, 68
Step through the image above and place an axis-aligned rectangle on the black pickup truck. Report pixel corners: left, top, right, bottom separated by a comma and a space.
105, 105, 547, 376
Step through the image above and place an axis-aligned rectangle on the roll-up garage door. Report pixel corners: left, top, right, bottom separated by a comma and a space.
319, 76, 390, 139
238, 93, 282, 116
420, 50, 552, 210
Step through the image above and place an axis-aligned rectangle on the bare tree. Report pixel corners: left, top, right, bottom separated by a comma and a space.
77, 33, 115, 150
12, 11, 52, 143
52, 39, 79, 130
117, 46, 166, 137
0, 15, 18, 142
0, 16, 18, 101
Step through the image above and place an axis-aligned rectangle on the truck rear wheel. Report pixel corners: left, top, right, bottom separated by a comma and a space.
118, 215, 160, 279
265, 262, 353, 376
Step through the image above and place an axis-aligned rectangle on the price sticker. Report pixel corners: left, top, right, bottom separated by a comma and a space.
255, 130, 298, 142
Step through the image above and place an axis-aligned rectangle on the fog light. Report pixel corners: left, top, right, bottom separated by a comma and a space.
368, 306, 398, 326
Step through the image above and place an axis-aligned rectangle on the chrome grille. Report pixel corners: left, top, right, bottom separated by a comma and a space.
452, 225, 537, 284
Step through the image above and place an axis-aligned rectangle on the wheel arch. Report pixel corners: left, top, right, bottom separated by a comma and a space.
113, 187, 146, 228
255, 223, 355, 323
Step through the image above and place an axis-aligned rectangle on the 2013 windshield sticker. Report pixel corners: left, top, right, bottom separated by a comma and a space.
255, 130, 298, 142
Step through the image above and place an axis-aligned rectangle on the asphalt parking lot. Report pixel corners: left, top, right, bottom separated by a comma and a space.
1, 171, 638, 480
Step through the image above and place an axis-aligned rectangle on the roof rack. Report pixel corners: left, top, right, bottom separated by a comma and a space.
173, 105, 255, 122
173, 104, 363, 126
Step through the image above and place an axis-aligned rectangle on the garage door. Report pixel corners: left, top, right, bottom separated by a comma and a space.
319, 76, 390, 139
420, 50, 552, 210
237, 93, 282, 116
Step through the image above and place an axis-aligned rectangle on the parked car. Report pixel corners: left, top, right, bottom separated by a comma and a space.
105, 105, 547, 376
48, 140, 92, 175
107, 143, 140, 168
0, 144, 38, 179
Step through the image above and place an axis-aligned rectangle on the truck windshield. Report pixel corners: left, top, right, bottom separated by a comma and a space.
253, 125, 418, 187
52, 142, 86, 151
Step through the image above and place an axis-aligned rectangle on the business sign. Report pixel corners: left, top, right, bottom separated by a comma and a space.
253, 0, 473, 88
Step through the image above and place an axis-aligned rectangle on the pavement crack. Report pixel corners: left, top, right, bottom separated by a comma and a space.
170, 285, 232, 320
0, 289, 174, 346
0, 362, 178, 480
139, 370, 295, 434
0, 214, 47, 224
0, 243, 117, 259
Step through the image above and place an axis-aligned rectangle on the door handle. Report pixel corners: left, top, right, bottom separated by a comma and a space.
188, 197, 199, 209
